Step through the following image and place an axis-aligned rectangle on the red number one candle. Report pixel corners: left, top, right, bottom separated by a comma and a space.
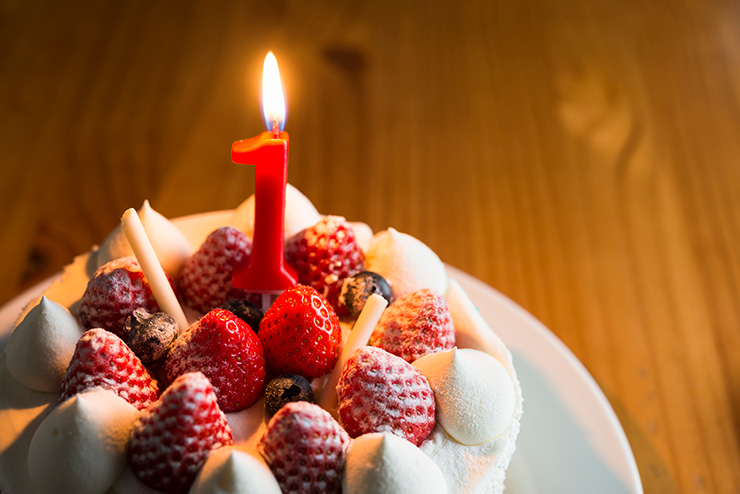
231, 52, 297, 306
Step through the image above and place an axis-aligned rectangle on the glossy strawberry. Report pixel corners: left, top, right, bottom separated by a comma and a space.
129, 372, 233, 493
165, 308, 266, 412
369, 288, 455, 363
179, 226, 255, 313
259, 401, 350, 494
285, 216, 365, 313
259, 285, 341, 378
337, 346, 436, 446
59, 328, 159, 410
78, 256, 173, 337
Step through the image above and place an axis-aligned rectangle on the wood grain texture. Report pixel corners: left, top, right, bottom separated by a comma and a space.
2, 0, 740, 491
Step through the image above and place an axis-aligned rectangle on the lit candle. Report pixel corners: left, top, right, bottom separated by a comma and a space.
120, 208, 189, 332
232, 52, 297, 308
318, 293, 389, 412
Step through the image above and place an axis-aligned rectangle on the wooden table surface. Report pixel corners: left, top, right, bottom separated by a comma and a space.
2, 1, 740, 492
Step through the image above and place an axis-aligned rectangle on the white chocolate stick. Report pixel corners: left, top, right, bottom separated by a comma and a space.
318, 293, 389, 411
121, 208, 189, 332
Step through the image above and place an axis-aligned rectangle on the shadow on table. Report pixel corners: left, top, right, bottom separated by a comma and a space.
607, 392, 678, 494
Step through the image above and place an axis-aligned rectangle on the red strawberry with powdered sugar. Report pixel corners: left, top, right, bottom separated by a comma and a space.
259, 285, 341, 378
337, 346, 436, 446
59, 328, 159, 410
285, 215, 364, 313
369, 288, 455, 363
129, 372, 233, 494
165, 308, 266, 412
179, 226, 256, 313
78, 256, 175, 337
259, 401, 350, 494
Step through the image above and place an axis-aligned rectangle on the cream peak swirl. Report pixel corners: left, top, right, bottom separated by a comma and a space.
344, 433, 448, 494
190, 446, 281, 494
231, 183, 322, 241
6, 296, 83, 392
27, 388, 139, 494
364, 227, 447, 299
96, 200, 191, 276
414, 347, 516, 445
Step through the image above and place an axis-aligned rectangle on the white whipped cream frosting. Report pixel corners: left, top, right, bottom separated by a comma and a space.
27, 388, 139, 494
344, 433, 447, 494
0, 200, 521, 494
349, 221, 374, 252
414, 348, 515, 445
419, 427, 515, 494
6, 296, 83, 392
189, 445, 281, 494
231, 183, 322, 241
413, 278, 522, 494
97, 200, 191, 276
364, 228, 447, 299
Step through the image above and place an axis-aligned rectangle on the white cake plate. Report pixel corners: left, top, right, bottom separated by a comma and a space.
446, 266, 643, 493
0, 215, 643, 493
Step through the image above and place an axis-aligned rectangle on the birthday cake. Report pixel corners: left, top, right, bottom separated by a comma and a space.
0, 184, 522, 494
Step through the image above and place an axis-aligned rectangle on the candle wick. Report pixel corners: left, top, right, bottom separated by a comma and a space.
271, 119, 280, 138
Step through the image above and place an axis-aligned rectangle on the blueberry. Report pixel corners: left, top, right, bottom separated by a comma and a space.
264, 374, 315, 419
220, 299, 263, 334
124, 308, 178, 364
340, 271, 394, 317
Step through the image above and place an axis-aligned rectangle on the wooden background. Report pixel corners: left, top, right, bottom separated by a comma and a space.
2, 0, 740, 491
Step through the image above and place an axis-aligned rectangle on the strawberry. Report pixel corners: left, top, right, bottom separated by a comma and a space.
59, 328, 159, 410
179, 226, 257, 313
369, 288, 455, 363
129, 372, 233, 494
78, 256, 175, 337
259, 285, 341, 378
259, 401, 350, 494
285, 215, 365, 313
337, 346, 435, 446
165, 308, 266, 412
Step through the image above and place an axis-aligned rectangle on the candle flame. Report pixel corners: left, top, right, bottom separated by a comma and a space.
262, 52, 286, 132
